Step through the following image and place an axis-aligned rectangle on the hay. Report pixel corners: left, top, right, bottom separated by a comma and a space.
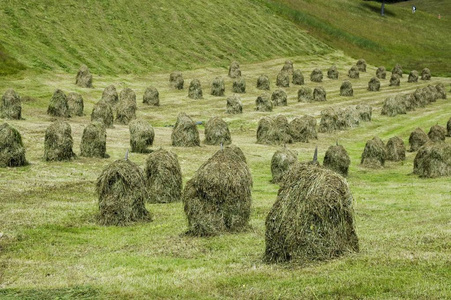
91, 100, 114, 128
264, 163, 359, 263
47, 89, 69, 118
408, 70, 419, 83
169, 71, 184, 89
80, 122, 107, 158
276, 71, 290, 87
0, 123, 27, 167
318, 107, 340, 133
143, 86, 160, 106
129, 119, 155, 153
323, 145, 350, 176
211, 77, 225, 96
1, 89, 21, 120
376, 66, 386, 79
355, 104, 372, 122
271, 89, 287, 106
255, 93, 273, 112
348, 66, 359, 79
257, 115, 292, 145
232, 77, 246, 93
116, 88, 137, 125
171, 112, 200, 147
226, 94, 242, 114
413, 142, 451, 178
297, 87, 313, 102
310, 68, 323, 82
425, 85, 438, 102
381, 95, 406, 117
409, 128, 429, 152
67, 92, 84, 117
257, 75, 270, 90
228, 61, 241, 78
385, 136, 406, 162
188, 79, 203, 99
313, 87, 327, 102
428, 124, 446, 142
412, 88, 428, 108
400, 93, 415, 111
96, 159, 152, 226
183, 147, 252, 236
356, 59, 367, 72
281, 60, 294, 75
361, 136, 386, 167
392, 64, 403, 77
270, 147, 298, 183
447, 117, 451, 137
340, 80, 353, 96
44, 120, 76, 161
436, 83, 447, 99
144, 148, 182, 203
338, 106, 360, 128
302, 115, 318, 139
204, 116, 232, 145
289, 117, 309, 143
367, 77, 381, 91
75, 64, 93, 88
389, 73, 400, 86
421, 68, 431, 80
102, 85, 119, 107
292, 69, 304, 85
327, 65, 339, 79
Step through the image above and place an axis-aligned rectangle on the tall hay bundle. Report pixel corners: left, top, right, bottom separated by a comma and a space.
232, 77, 246, 93
340, 80, 353, 96
389, 74, 401, 86
297, 86, 313, 102
144, 148, 182, 203
169, 71, 184, 89
80, 122, 107, 158
255, 93, 273, 112
319, 107, 340, 133
44, 120, 76, 161
412, 88, 428, 108
228, 61, 241, 78
0, 123, 27, 167
276, 71, 290, 87
257, 116, 292, 145
129, 119, 155, 153
271, 147, 298, 183
355, 104, 372, 122
426, 85, 439, 102
188, 79, 203, 99
421, 68, 431, 80
310, 68, 323, 82
361, 136, 386, 167
91, 100, 114, 128
313, 86, 326, 102
171, 112, 200, 147
381, 95, 406, 117
102, 85, 119, 107
413, 143, 451, 178
409, 128, 429, 152
436, 83, 447, 99
47, 89, 69, 117
1, 89, 21, 120
67, 92, 84, 117
264, 163, 359, 263
386, 136, 406, 161
348, 66, 359, 79
408, 70, 419, 83
204, 116, 232, 145
392, 64, 403, 77
376, 66, 386, 79
211, 77, 225, 96
338, 106, 360, 128
271, 89, 287, 106
447, 117, 451, 137
183, 147, 252, 236
323, 145, 350, 176
292, 69, 304, 85
428, 124, 446, 142
368, 77, 381, 91
274, 114, 293, 143
289, 117, 309, 143
399, 93, 415, 112
143, 86, 160, 106
327, 65, 339, 79
356, 59, 367, 72
116, 88, 137, 125
226, 94, 242, 114
257, 75, 270, 90
281, 60, 294, 75
96, 159, 152, 226
302, 115, 318, 139
75, 64, 93, 88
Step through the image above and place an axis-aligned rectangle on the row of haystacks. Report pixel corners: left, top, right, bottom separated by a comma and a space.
318, 105, 372, 133
361, 136, 406, 168
47, 89, 85, 118
257, 114, 317, 145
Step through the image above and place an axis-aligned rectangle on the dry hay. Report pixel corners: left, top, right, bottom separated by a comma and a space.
381, 95, 406, 117
421, 68, 431, 80
412, 88, 429, 108
91, 100, 114, 128
271, 89, 287, 106
376, 66, 386, 79
292, 69, 304, 85
1, 89, 21, 120
338, 106, 360, 128
276, 71, 290, 87
367, 77, 381, 91
413, 142, 451, 178
323, 144, 350, 177
428, 124, 446, 142
188, 79, 203, 99
310, 68, 323, 82
348, 66, 359, 79
211, 77, 225, 96
80, 122, 107, 158
392, 64, 403, 77
144, 148, 182, 203
270, 147, 298, 183
264, 163, 359, 263
171, 112, 200, 147
356, 59, 367, 72
255, 93, 273, 112
116, 88, 137, 125
228, 61, 241, 78
409, 128, 429, 152
340, 80, 353, 96
102, 85, 119, 107
0, 123, 27, 167
386, 136, 406, 162
204, 116, 232, 146
389, 73, 400, 86
289, 116, 316, 143
355, 104, 372, 122
447, 117, 451, 137
169, 71, 184, 90
302, 115, 318, 139
297, 86, 313, 102
96, 159, 152, 226
44, 120, 76, 161
67, 92, 84, 116
47, 89, 69, 118
408, 70, 419, 83
361, 136, 386, 167
318, 107, 340, 133
129, 119, 155, 153
232, 77, 246, 93
313, 86, 327, 102
436, 83, 447, 99
327, 65, 339, 79
281, 60, 294, 75
183, 147, 252, 236
143, 86, 160, 106
75, 64, 93, 88
226, 94, 242, 114
257, 115, 292, 145
400, 93, 415, 112
257, 75, 270, 90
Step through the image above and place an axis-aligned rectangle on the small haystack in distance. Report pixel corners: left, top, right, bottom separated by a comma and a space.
0, 123, 27, 167
264, 163, 359, 263
116, 88, 137, 125
392, 64, 403, 77
310, 68, 323, 82
188, 79, 203, 99
211, 77, 225, 96
143, 86, 160, 106
44, 120, 76, 161
386, 136, 406, 162
348, 66, 359, 79
428, 124, 446, 142
1, 89, 21, 120
276, 71, 290, 87
75, 64, 93, 88
257, 75, 270, 90
204, 116, 232, 146
170, 71, 184, 89
67, 92, 84, 116
232, 77, 246, 93
47, 89, 70, 117
144, 148, 182, 203
271, 147, 298, 183
447, 117, 451, 137
255, 93, 273, 112
80, 122, 107, 158
228, 61, 241, 78
171, 112, 200, 147
323, 144, 350, 176
376, 66, 386, 79
340, 80, 353, 96
96, 159, 152, 226
421, 68, 431, 80
413, 142, 451, 178
389, 74, 400, 86
257, 115, 292, 145
129, 119, 155, 153
183, 146, 252, 236
297, 86, 312, 102
313, 86, 327, 101
271, 89, 287, 106
292, 69, 304, 85
327, 65, 339, 79
91, 100, 114, 128
409, 127, 429, 152
361, 136, 386, 167
381, 95, 406, 117
356, 59, 367, 72
368, 77, 381, 91
226, 94, 242, 114
102, 85, 119, 107
408, 70, 419, 83
281, 60, 294, 75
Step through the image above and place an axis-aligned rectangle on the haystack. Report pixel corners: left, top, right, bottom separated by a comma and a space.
116, 88, 137, 125
204, 116, 232, 145
144, 148, 182, 203
226, 94, 242, 114
270, 147, 298, 183
281, 60, 294, 75
232, 77, 246, 93
318, 107, 340, 133
408, 70, 419, 83
143, 86, 160, 105
426, 85, 439, 102
447, 117, 451, 137
381, 95, 406, 117
338, 106, 360, 128
67, 92, 84, 116
361, 136, 386, 167
171, 112, 200, 147
389, 74, 400, 86
211, 77, 225, 96
276, 71, 290, 87
96, 159, 152, 226
264, 163, 359, 263
75, 64, 93, 88
183, 147, 252, 236
302, 115, 318, 139
101, 85, 119, 107
292, 69, 304, 85
327, 65, 339, 79
385, 136, 405, 162
256, 115, 292, 145
368, 77, 380, 91
313, 86, 327, 101
428, 124, 446, 142
392, 64, 403, 77
348, 66, 359, 79
129, 119, 155, 153
400, 93, 415, 111
188, 79, 203, 99
409, 128, 429, 152
412, 88, 428, 108
91, 100, 114, 128
356, 59, 367, 72
323, 144, 350, 176
310, 68, 323, 82
376, 66, 386, 79
0, 123, 27, 167
297, 87, 313, 102
255, 93, 273, 112
289, 117, 309, 143
413, 143, 451, 178
44, 120, 76, 161
355, 104, 372, 122
47, 89, 69, 117
170, 71, 184, 89
271, 89, 287, 106
340, 80, 353, 96
257, 75, 270, 90
421, 68, 431, 80
228, 61, 241, 78
80, 122, 107, 158
436, 83, 447, 99
1, 89, 21, 120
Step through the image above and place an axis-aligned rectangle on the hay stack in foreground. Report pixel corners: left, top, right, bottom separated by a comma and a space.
91, 100, 114, 128
226, 95, 242, 114
80, 122, 107, 158
361, 137, 386, 167
144, 148, 182, 203
129, 119, 155, 153
368, 77, 380, 91
409, 128, 429, 152
170, 71, 184, 89
116, 88, 137, 125
414, 143, 451, 178
255, 93, 273, 112
327, 65, 339, 79
228, 61, 241, 78
428, 125, 446, 142
264, 163, 359, 263
340, 80, 353, 96
323, 144, 350, 176
143, 86, 159, 106
96, 159, 152, 226
271, 89, 287, 106
171, 112, 200, 147
188, 79, 203, 99
67, 92, 84, 116
0, 123, 27, 167
204, 116, 231, 145
310, 68, 323, 82
348, 66, 359, 79
44, 121, 76, 161
386, 136, 406, 161
75, 64, 93, 88
292, 69, 304, 85
276, 71, 290, 87
47, 89, 70, 117
376, 66, 386, 79
102, 85, 119, 107
232, 77, 246, 93
211, 77, 225, 96
183, 146, 252, 236
271, 147, 298, 183
1, 89, 21, 120
257, 115, 292, 145
257, 75, 270, 90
